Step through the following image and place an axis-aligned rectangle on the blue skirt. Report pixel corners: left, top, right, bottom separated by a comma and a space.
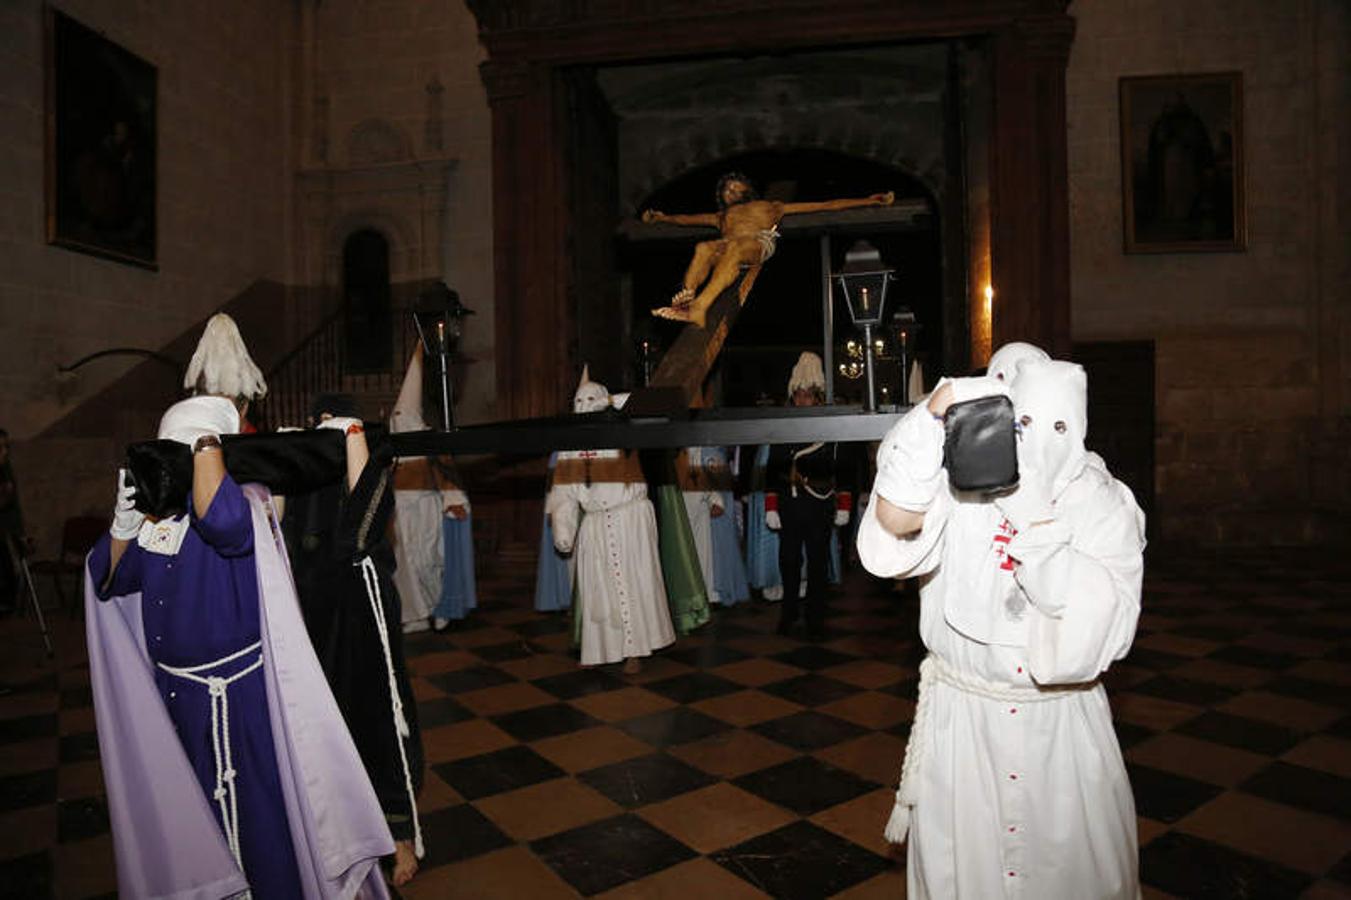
434, 514, 478, 621
711, 491, 750, 605
534, 509, 572, 612
745, 491, 780, 590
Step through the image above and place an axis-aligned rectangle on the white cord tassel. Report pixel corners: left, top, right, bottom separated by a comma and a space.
884, 653, 1095, 844
885, 655, 932, 845
359, 556, 424, 858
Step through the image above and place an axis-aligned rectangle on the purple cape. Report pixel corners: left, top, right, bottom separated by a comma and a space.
86, 484, 393, 900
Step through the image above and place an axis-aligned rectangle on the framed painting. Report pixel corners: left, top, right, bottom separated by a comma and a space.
45, 7, 158, 269
1119, 72, 1244, 253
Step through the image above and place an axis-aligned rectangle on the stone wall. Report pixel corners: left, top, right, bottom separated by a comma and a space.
300, 0, 495, 426
1066, 0, 1349, 545
596, 44, 949, 212
0, 0, 293, 441
0, 0, 296, 558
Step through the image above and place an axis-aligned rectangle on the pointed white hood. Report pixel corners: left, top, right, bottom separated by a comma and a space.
1011, 359, 1088, 500
988, 341, 1050, 384
391, 344, 428, 433
573, 364, 611, 414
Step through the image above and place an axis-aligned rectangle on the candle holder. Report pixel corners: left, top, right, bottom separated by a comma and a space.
833, 241, 895, 412
412, 281, 474, 430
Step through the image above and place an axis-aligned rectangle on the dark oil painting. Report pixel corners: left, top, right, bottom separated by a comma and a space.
46, 8, 157, 268
1120, 72, 1245, 254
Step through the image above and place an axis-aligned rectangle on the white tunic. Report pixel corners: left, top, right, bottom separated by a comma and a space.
550, 472, 676, 666
391, 459, 468, 629
858, 404, 1145, 899
392, 489, 442, 627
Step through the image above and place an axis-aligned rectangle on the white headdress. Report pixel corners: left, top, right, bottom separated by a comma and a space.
988, 341, 1049, 383
1011, 359, 1088, 500
183, 313, 268, 400
391, 344, 428, 433
787, 351, 826, 396
573, 365, 611, 414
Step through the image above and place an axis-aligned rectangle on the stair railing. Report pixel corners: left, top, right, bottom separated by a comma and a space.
253, 290, 428, 432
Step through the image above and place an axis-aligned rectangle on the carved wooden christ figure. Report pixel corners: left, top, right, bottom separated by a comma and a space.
643, 172, 894, 328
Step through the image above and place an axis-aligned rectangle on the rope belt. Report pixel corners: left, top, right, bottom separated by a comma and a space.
357, 556, 424, 859
598, 495, 645, 512
157, 641, 264, 872
884, 653, 1098, 845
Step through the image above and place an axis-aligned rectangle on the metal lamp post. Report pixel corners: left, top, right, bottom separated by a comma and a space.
892, 307, 917, 405
412, 281, 475, 430
833, 241, 895, 412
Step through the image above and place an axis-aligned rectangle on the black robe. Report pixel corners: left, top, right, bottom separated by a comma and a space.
282, 446, 425, 842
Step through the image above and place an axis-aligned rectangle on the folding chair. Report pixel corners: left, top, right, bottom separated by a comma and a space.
27, 515, 108, 616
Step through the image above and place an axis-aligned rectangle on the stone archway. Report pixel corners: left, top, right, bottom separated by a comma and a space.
470, 1, 1074, 421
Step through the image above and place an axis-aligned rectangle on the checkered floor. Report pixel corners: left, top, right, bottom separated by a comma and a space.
2, 548, 1349, 899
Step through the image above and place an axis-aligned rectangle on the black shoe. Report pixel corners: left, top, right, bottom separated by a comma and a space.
775, 617, 795, 636
806, 624, 827, 642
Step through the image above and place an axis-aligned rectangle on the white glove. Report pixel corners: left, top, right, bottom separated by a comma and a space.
834, 509, 850, 527
317, 415, 363, 435
110, 469, 146, 540
442, 488, 469, 519
158, 395, 239, 446
766, 510, 781, 531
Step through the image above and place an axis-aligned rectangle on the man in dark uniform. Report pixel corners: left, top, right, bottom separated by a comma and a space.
766, 352, 855, 639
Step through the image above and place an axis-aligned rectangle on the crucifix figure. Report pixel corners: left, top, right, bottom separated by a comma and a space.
643, 172, 894, 328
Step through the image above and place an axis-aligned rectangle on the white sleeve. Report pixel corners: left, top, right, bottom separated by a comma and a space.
872, 402, 946, 511
856, 485, 949, 579
1011, 478, 1145, 685
549, 485, 582, 554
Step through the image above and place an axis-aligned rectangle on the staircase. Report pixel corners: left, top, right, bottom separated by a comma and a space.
253, 279, 437, 431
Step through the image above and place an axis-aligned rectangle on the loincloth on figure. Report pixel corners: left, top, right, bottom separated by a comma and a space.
753, 227, 779, 263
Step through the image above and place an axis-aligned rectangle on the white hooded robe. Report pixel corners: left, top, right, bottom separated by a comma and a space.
857, 366, 1145, 900
549, 450, 677, 666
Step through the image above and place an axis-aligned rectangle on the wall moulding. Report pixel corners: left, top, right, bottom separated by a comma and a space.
468, 0, 1071, 62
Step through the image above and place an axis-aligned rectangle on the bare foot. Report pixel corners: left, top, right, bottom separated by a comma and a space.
622, 657, 641, 675
651, 306, 706, 328
671, 287, 695, 308
391, 840, 418, 887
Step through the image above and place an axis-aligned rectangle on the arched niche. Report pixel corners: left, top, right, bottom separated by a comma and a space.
342, 228, 393, 373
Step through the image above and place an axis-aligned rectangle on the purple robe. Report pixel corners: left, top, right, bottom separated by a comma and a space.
86, 478, 393, 899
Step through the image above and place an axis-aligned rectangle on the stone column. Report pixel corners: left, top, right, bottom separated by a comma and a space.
989, 14, 1075, 357
481, 59, 575, 421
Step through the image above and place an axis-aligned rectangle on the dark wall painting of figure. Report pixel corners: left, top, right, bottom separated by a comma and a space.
1120, 73, 1244, 253
45, 9, 157, 269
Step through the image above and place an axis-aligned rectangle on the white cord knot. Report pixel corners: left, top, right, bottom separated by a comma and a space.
358, 555, 424, 858
156, 641, 264, 873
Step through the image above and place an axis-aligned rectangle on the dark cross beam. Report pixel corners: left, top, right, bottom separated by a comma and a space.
625, 286, 745, 416
386, 404, 907, 457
